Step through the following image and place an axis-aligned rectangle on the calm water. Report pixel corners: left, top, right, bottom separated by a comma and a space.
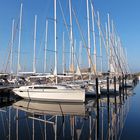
0, 83, 139, 140
121, 82, 140, 140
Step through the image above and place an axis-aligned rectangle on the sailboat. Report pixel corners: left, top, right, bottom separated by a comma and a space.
12, 84, 85, 102
12, 0, 85, 103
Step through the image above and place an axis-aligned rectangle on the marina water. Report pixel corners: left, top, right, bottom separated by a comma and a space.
0, 82, 139, 140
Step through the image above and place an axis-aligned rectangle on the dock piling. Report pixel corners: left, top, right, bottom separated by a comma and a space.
114, 76, 117, 112
96, 77, 99, 98
107, 76, 109, 95
118, 76, 122, 104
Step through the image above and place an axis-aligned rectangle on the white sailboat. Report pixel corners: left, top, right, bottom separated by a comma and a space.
13, 0, 85, 103
12, 84, 85, 102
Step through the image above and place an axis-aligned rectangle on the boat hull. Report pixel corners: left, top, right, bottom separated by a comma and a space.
13, 88, 85, 103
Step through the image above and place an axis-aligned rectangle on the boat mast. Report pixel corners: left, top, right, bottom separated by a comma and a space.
74, 39, 76, 71
69, 0, 74, 73
124, 47, 129, 73
97, 11, 103, 73
62, 32, 65, 75
17, 3, 23, 74
115, 36, 120, 75
105, 22, 110, 71
118, 37, 122, 75
111, 20, 117, 74
10, 19, 15, 74
33, 15, 37, 73
44, 19, 48, 73
86, 0, 91, 79
119, 39, 124, 74
54, 0, 57, 84
107, 13, 111, 73
91, 2, 96, 73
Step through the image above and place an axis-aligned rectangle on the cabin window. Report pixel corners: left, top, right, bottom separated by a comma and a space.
34, 87, 57, 89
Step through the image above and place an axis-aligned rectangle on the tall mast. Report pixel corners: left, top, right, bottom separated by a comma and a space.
97, 11, 102, 73
118, 37, 123, 75
33, 15, 37, 73
107, 13, 111, 72
124, 47, 129, 73
86, 0, 91, 69
119, 41, 124, 74
17, 3, 23, 74
54, 0, 57, 83
44, 19, 48, 73
111, 20, 116, 74
69, 0, 74, 73
105, 22, 110, 71
91, 2, 96, 73
74, 39, 76, 71
10, 19, 15, 74
62, 32, 65, 75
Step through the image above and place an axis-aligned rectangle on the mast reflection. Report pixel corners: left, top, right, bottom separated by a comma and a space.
0, 90, 133, 140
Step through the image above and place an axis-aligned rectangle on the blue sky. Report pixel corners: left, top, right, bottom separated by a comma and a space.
0, 0, 139, 73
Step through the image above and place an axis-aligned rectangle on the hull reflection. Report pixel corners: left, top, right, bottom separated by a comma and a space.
0, 88, 134, 140
13, 99, 86, 116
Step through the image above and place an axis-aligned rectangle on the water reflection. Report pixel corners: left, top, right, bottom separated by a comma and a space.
13, 100, 86, 116
0, 90, 133, 140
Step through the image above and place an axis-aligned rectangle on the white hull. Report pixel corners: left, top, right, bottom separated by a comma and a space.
13, 85, 85, 103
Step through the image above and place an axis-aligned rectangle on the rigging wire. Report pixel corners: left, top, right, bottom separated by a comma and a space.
72, 8, 97, 77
